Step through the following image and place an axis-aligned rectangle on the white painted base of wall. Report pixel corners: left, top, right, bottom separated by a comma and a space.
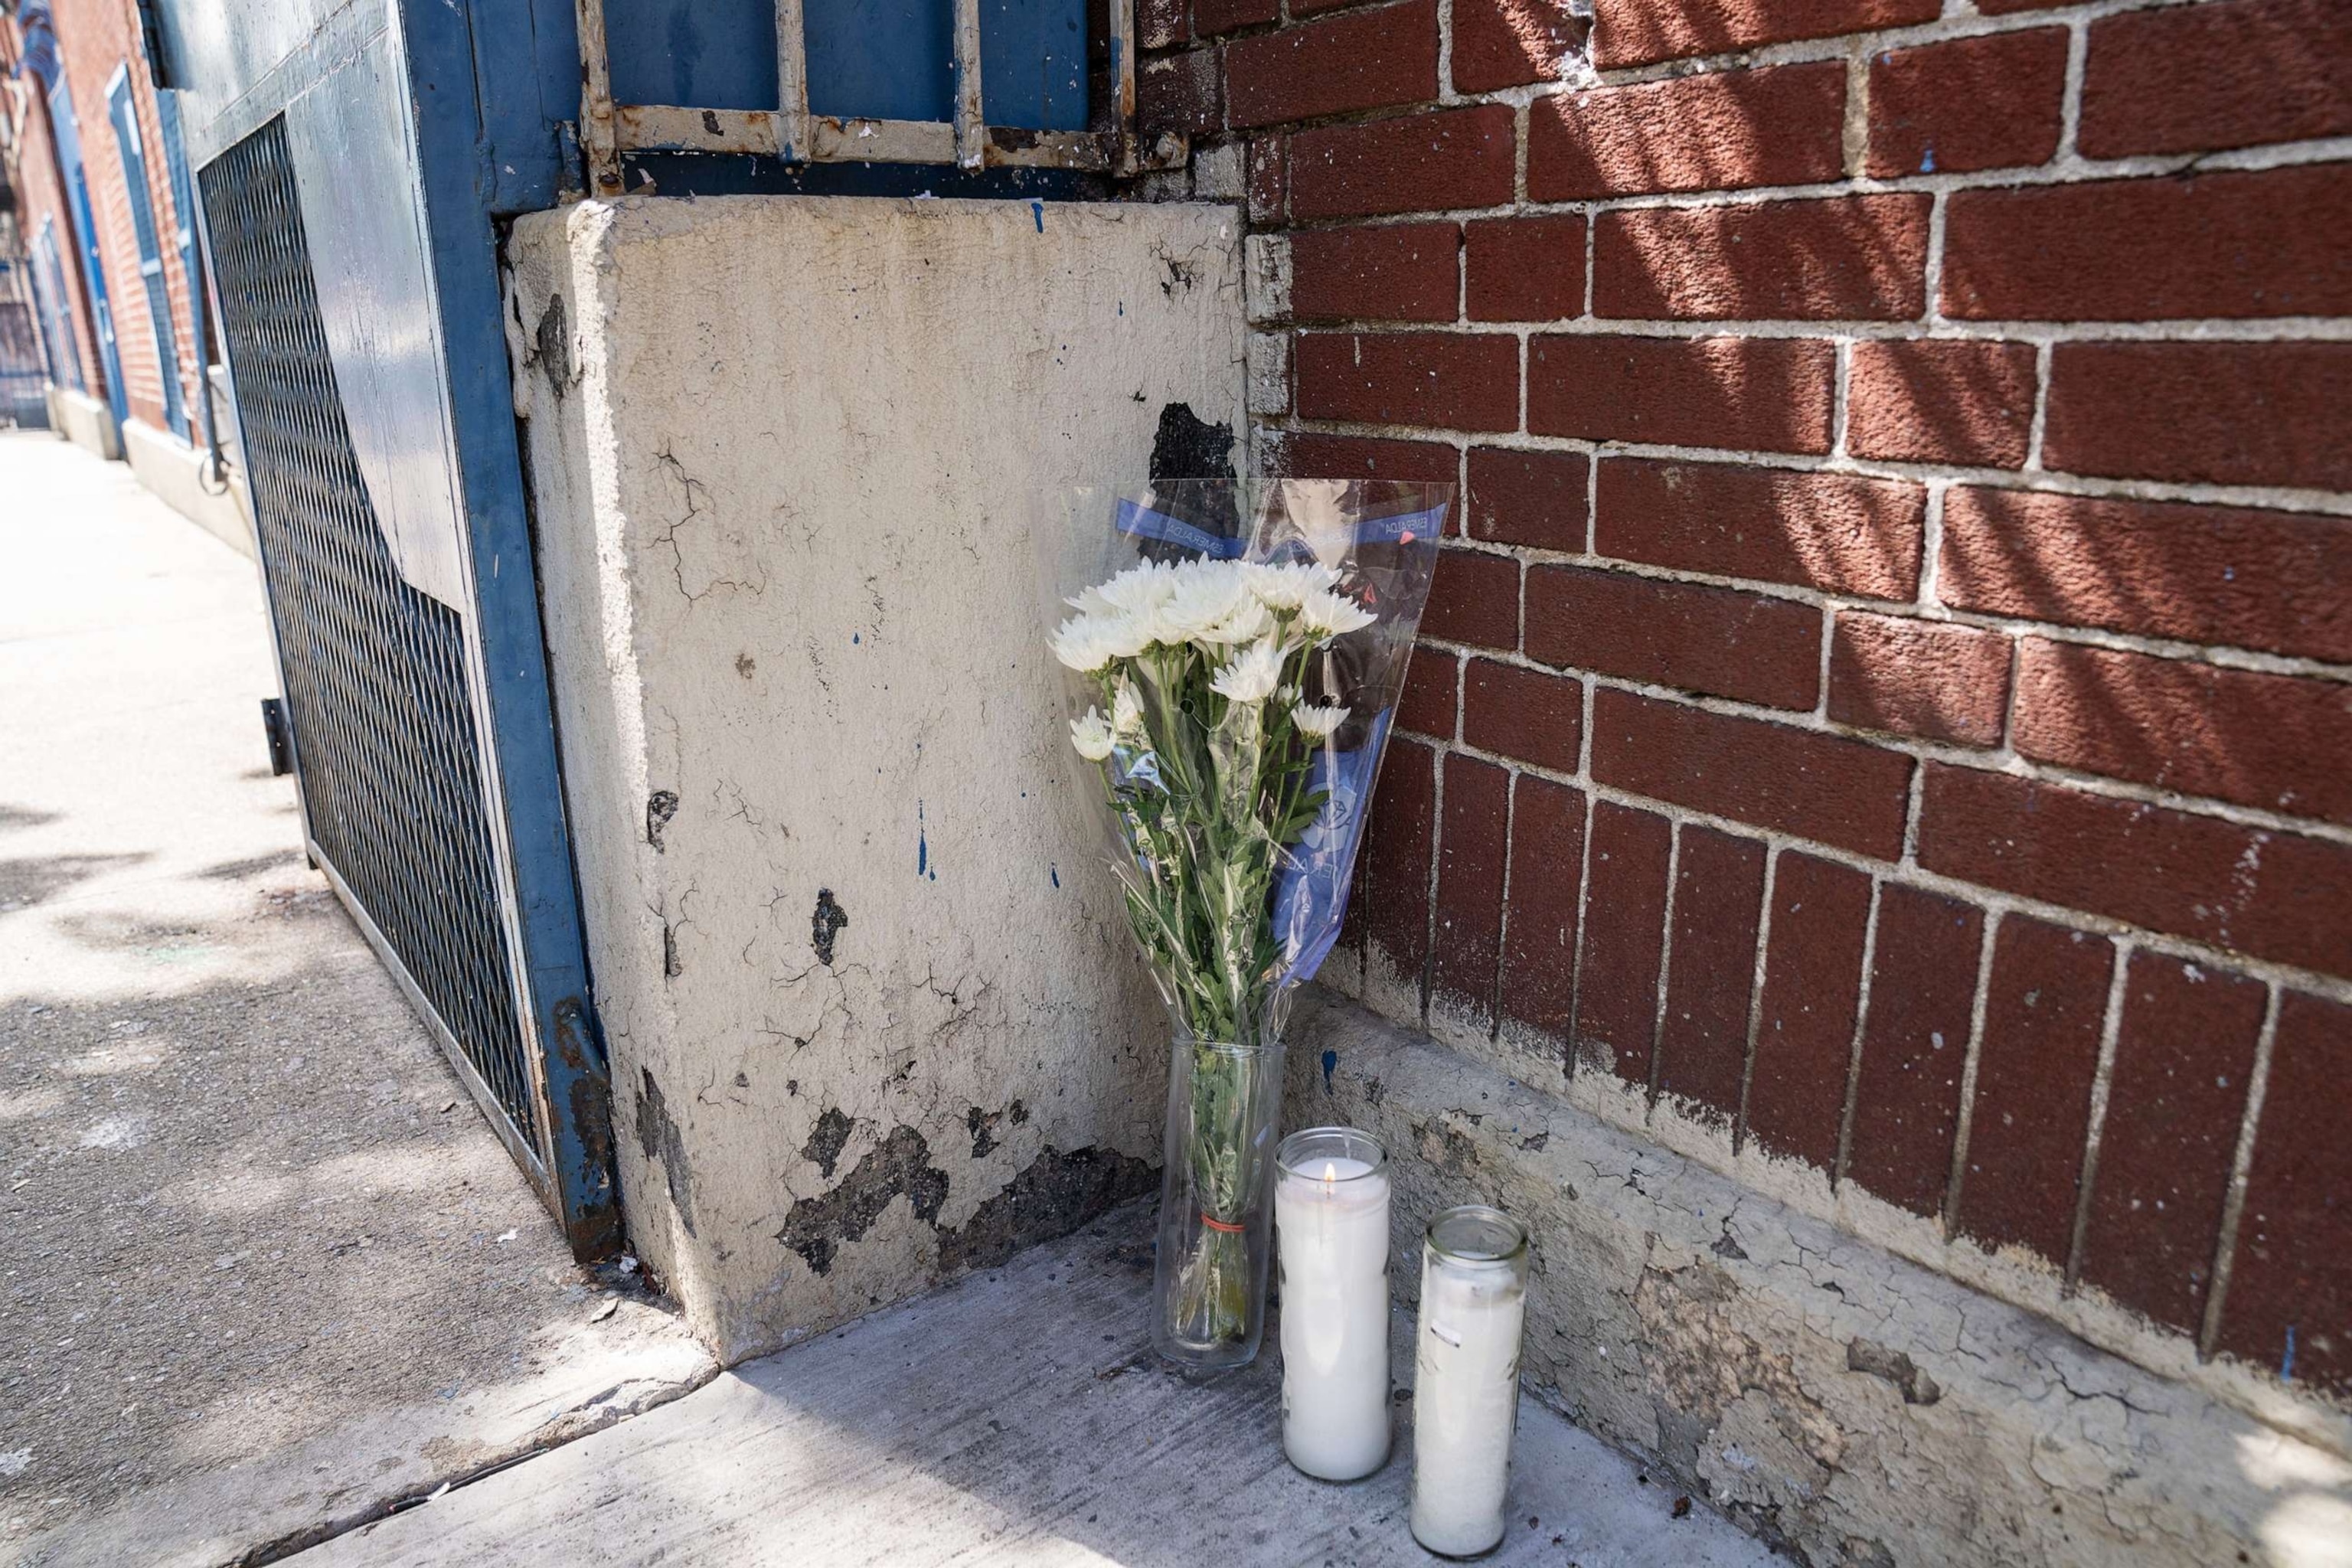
122, 418, 255, 560
50, 387, 122, 462
506, 194, 1248, 1362
1288, 988, 2352, 1568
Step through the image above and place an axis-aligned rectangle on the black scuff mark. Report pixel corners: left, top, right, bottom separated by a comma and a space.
934, 1146, 1154, 1276
967, 1105, 1002, 1159
777, 1125, 950, 1276
633, 1067, 697, 1236
804, 1106, 852, 1180
811, 888, 849, 965
645, 789, 679, 851
1147, 402, 1233, 485
534, 292, 570, 398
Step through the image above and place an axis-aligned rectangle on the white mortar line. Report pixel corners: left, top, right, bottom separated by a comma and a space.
1814, 603, 1836, 720
1436, 0, 1458, 104
1647, 818, 1682, 1110
1916, 482, 1947, 610
1732, 844, 1782, 1156
2024, 339, 2053, 472
1488, 766, 1521, 1041
1271, 410, 2352, 521
1829, 338, 1854, 459
1400, 637, 2352, 843
1940, 906, 2002, 1236
1272, 133, 2352, 235
1285, 309, 2352, 348
2198, 980, 2284, 1361
1419, 740, 1446, 1028
2058, 14, 2089, 163
1832, 876, 1889, 1190
1846, 36, 1876, 171
2063, 936, 2135, 1292
1563, 762, 1599, 1083
1581, 210, 1597, 318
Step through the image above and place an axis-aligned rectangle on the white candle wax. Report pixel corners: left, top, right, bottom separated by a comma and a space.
1411, 1215, 1528, 1557
1276, 1152, 1392, 1481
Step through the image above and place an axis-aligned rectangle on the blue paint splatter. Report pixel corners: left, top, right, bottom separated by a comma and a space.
1920, 147, 1937, 173
1032, 200, 1045, 234
916, 801, 928, 877
1050, 864, 1061, 888
2283, 1325, 2298, 1381
1321, 1049, 1338, 1093
852, 632, 861, 645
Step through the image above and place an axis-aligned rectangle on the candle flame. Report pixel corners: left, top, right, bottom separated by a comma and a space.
1323, 1161, 1337, 1187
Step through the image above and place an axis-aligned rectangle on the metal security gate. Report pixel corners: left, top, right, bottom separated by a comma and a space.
152, 0, 620, 1259
201, 120, 544, 1156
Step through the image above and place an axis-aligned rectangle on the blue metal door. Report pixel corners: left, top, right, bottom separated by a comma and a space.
46, 77, 127, 430
150, 0, 619, 1256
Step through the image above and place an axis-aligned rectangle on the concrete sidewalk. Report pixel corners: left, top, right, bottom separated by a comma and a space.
0, 433, 710, 1568
297, 1201, 1779, 1568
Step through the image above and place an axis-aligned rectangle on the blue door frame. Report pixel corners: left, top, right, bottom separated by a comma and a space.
46, 77, 128, 430
147, 0, 619, 1258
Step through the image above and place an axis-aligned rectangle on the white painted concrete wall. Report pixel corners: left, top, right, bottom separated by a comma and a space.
122, 417, 256, 560
506, 194, 1246, 1360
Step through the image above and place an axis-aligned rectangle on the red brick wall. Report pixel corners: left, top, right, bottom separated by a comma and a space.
44, 0, 202, 436
1145, 0, 2352, 1399
3, 71, 105, 394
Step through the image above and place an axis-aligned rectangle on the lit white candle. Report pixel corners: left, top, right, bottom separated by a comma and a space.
1411, 1207, 1530, 1558
1275, 1128, 1392, 1481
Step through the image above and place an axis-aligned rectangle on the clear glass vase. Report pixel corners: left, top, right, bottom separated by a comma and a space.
1151, 1036, 1286, 1370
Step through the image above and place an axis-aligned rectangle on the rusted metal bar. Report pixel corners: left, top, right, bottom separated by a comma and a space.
952, 0, 985, 168
814, 116, 956, 164
616, 103, 782, 156
774, 0, 811, 162
1109, 0, 1138, 173
573, 0, 623, 196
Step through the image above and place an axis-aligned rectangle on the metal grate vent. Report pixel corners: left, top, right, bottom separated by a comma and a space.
199, 118, 543, 1157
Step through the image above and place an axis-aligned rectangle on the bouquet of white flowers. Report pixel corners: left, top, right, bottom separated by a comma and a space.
1047, 479, 1444, 1367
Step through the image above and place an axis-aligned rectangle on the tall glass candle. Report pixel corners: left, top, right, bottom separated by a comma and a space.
1274, 1127, 1392, 1481
1411, 1206, 1530, 1558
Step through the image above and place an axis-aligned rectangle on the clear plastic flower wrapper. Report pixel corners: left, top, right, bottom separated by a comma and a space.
1044, 479, 1446, 1368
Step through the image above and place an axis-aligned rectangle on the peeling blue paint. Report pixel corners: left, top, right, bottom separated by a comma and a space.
1032, 199, 1044, 233
1321, 1049, 1337, 1093
1050, 864, 1060, 888
917, 800, 928, 877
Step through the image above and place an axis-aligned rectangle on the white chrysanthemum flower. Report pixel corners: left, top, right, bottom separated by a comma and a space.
1194, 596, 1274, 648
1048, 614, 1115, 672
1093, 611, 1155, 661
1210, 639, 1284, 704
1245, 560, 1340, 612
1297, 587, 1377, 642
1070, 706, 1116, 761
1292, 701, 1349, 740
1112, 681, 1145, 737
1096, 559, 1181, 618
1158, 559, 1252, 639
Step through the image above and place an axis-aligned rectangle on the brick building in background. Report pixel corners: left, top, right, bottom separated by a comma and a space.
1139, 0, 2352, 1406
1, 0, 243, 547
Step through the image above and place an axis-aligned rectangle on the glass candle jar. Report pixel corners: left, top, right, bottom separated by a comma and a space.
1274, 1127, 1392, 1481
1410, 1206, 1530, 1558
